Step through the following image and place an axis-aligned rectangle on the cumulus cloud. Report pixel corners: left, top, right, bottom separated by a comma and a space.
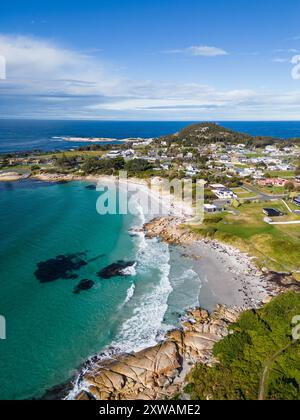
0, 34, 122, 97
0, 34, 300, 120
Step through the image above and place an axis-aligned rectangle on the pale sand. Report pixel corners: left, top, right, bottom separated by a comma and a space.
180, 239, 274, 312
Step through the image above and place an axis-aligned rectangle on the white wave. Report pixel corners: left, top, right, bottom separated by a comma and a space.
110, 236, 173, 353
124, 283, 136, 304
120, 263, 137, 277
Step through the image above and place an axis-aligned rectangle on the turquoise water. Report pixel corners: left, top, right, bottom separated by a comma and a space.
0, 180, 201, 400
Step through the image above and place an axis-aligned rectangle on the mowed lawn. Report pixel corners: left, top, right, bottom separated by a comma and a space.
191, 201, 300, 274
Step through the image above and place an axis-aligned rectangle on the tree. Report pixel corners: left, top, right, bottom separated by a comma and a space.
125, 159, 153, 173
285, 182, 295, 192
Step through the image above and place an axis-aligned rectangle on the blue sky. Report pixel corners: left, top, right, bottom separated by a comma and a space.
0, 0, 300, 120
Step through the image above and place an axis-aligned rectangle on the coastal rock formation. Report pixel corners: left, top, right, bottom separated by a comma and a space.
71, 305, 241, 400
144, 217, 198, 245
32, 173, 76, 182
98, 261, 136, 279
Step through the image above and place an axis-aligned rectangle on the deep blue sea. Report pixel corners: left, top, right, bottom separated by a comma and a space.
0, 120, 300, 154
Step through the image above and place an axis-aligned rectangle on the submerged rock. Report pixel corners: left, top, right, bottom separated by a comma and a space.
35, 253, 88, 283
98, 261, 136, 279
73, 279, 95, 294
85, 185, 97, 190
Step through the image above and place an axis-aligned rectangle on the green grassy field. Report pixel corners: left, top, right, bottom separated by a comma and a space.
190, 201, 300, 273
267, 170, 296, 178
232, 187, 258, 199
255, 185, 288, 196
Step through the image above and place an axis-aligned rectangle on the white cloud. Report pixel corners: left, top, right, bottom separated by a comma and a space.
187, 46, 229, 57
164, 45, 229, 57
272, 57, 289, 63
0, 34, 121, 96
0, 34, 300, 120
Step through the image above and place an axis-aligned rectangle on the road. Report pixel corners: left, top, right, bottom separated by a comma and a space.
258, 343, 293, 401
242, 184, 287, 202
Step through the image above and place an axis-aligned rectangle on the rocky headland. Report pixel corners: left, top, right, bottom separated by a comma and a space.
65, 215, 300, 401
71, 305, 241, 400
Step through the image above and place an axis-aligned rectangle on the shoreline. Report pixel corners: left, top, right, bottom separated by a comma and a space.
2, 172, 289, 400
63, 178, 281, 400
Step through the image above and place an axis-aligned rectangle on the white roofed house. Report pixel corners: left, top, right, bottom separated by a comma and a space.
106, 150, 122, 158
204, 204, 225, 213
122, 149, 135, 158
210, 184, 238, 200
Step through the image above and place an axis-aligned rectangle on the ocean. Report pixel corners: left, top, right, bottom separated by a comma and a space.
0, 179, 202, 400
0, 120, 300, 154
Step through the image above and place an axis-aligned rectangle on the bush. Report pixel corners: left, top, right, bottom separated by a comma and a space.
185, 293, 300, 400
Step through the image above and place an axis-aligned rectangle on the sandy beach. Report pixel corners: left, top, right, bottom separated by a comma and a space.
184, 240, 272, 311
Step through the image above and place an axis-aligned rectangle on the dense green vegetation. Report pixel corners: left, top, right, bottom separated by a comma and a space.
185, 292, 300, 400
159, 122, 290, 148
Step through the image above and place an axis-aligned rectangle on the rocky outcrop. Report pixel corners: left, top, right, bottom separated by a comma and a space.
72, 305, 241, 400
144, 217, 198, 245
32, 173, 76, 182
0, 171, 25, 182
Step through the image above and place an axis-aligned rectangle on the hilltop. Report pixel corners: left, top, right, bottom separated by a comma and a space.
159, 122, 297, 148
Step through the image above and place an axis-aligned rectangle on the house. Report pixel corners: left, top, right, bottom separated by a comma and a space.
257, 178, 288, 187
265, 145, 278, 154
210, 184, 237, 200
263, 208, 284, 217
294, 196, 300, 206
204, 204, 218, 213
185, 165, 199, 177
233, 167, 254, 178
122, 149, 135, 158
106, 150, 122, 158
161, 163, 170, 171
203, 204, 224, 213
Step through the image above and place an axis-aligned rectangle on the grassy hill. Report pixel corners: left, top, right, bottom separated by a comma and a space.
185, 292, 300, 400
159, 122, 295, 147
